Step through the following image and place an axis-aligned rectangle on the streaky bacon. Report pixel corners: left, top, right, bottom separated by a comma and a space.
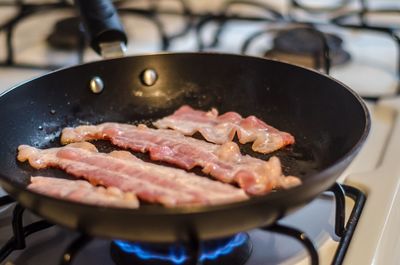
153, 105, 295, 154
28, 176, 139, 208
18, 142, 248, 207
61, 123, 301, 195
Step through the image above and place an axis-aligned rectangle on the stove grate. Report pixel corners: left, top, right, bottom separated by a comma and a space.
0, 197, 53, 262
0, 182, 366, 265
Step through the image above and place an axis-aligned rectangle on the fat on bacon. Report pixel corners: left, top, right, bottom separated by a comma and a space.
153, 105, 295, 154
28, 176, 139, 208
18, 142, 248, 207
61, 123, 301, 195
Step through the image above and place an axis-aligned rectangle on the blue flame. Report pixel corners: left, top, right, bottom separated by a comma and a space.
114, 233, 247, 264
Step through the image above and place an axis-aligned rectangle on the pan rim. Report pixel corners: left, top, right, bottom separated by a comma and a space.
0, 52, 371, 216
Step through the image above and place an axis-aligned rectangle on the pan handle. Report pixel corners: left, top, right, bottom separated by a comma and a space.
74, 0, 127, 58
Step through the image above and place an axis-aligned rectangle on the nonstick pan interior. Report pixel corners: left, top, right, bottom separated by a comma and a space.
0, 53, 369, 242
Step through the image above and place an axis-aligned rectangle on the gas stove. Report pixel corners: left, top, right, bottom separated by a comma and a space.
0, 0, 399, 265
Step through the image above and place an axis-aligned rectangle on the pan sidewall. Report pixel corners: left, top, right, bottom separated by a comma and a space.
0, 53, 369, 241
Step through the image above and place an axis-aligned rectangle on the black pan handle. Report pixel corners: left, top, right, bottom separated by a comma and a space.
74, 0, 127, 57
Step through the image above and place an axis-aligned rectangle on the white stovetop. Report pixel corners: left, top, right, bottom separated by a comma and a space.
345, 97, 400, 265
0, 1, 399, 265
0, 0, 399, 97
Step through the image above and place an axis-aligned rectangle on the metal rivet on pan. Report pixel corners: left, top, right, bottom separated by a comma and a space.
140, 69, 158, 86
90, 76, 104, 94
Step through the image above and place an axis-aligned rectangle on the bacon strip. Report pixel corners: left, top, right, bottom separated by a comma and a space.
153, 105, 295, 154
18, 142, 248, 207
28, 176, 139, 208
61, 123, 301, 195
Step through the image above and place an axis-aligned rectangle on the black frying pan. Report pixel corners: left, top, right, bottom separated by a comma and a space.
0, 0, 369, 243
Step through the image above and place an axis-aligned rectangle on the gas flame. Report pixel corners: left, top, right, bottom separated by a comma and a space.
114, 233, 247, 264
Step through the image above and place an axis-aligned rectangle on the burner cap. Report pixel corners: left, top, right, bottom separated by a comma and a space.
265, 27, 350, 67
47, 17, 83, 50
110, 233, 252, 265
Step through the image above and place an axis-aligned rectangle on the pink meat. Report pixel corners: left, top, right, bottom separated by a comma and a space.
61, 123, 301, 195
18, 142, 248, 207
153, 105, 295, 154
28, 176, 139, 208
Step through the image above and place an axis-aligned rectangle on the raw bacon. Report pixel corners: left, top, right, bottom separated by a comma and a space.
28, 176, 139, 208
153, 105, 295, 154
61, 123, 301, 195
18, 142, 248, 207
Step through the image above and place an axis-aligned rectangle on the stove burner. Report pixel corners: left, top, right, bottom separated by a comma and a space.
265, 27, 351, 69
47, 17, 83, 50
110, 233, 252, 265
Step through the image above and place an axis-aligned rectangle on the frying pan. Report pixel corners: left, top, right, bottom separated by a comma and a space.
0, 0, 369, 244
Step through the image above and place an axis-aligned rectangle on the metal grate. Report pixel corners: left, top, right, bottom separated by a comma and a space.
0, 182, 366, 265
